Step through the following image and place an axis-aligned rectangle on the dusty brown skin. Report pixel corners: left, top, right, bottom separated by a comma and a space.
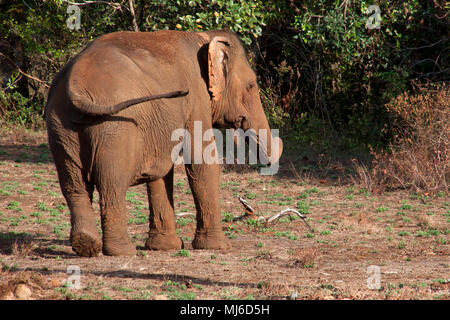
45, 30, 282, 257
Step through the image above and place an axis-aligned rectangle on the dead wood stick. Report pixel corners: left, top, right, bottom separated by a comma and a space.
236, 197, 313, 232
238, 197, 255, 214
264, 208, 313, 232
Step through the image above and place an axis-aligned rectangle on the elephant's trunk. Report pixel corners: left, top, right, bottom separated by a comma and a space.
255, 120, 283, 167
242, 106, 283, 167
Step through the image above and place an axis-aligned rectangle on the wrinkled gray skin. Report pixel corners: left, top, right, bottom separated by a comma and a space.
45, 30, 282, 257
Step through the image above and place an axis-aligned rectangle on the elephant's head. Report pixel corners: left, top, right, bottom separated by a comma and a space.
203, 31, 283, 166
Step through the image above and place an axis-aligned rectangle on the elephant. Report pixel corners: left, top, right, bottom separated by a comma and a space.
45, 29, 283, 257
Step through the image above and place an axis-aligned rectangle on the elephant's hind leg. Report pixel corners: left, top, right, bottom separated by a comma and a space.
96, 187, 136, 256
53, 155, 102, 257
145, 167, 183, 250
96, 177, 136, 256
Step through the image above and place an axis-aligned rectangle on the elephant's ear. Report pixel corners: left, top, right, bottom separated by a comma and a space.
208, 36, 230, 101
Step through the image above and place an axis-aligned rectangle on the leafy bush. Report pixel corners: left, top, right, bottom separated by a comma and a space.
143, 0, 266, 45
258, 0, 447, 152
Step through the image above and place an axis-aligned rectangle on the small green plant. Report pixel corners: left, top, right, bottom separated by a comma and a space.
36, 202, 50, 211
221, 211, 234, 222
176, 217, 195, 226
400, 202, 413, 211
2, 262, 19, 272
297, 192, 309, 199
173, 249, 190, 257
306, 187, 319, 194
245, 192, 258, 200
175, 181, 186, 188
427, 229, 440, 236
274, 231, 297, 240
6, 201, 22, 212
162, 280, 196, 300
296, 200, 310, 214
225, 230, 237, 239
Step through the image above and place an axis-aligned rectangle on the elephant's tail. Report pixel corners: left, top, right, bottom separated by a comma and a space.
69, 89, 189, 116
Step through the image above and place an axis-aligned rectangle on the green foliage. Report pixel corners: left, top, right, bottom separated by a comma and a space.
258, 0, 447, 152
143, 0, 266, 45
0, 0, 447, 157
172, 249, 190, 257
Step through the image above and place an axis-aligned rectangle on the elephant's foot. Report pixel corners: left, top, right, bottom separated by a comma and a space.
145, 231, 183, 250
70, 230, 102, 257
192, 230, 231, 250
102, 237, 136, 256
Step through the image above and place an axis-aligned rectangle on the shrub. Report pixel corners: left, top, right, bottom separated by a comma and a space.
366, 83, 449, 193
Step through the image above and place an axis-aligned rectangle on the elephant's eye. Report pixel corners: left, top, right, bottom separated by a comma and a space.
247, 82, 255, 91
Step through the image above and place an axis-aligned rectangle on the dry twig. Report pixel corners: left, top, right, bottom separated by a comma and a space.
236, 197, 313, 232
174, 197, 314, 233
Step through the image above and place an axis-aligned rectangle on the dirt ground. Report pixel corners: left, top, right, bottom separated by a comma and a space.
0, 125, 448, 300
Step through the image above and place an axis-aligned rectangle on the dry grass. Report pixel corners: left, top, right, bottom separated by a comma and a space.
353, 84, 449, 194
289, 247, 319, 268
11, 239, 39, 257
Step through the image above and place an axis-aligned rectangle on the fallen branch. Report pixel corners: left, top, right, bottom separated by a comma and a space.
236, 197, 313, 232
238, 197, 255, 215
264, 208, 313, 232
173, 197, 314, 233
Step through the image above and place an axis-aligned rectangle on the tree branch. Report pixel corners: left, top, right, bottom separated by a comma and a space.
63, 1, 124, 11
0, 52, 50, 88
128, 0, 139, 32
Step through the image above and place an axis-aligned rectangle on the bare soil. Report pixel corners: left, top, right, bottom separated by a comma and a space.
0, 125, 448, 300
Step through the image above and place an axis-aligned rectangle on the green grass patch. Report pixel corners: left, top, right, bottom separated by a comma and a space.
274, 231, 298, 240
172, 249, 190, 257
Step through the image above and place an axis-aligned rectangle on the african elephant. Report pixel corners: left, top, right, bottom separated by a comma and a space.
45, 30, 283, 257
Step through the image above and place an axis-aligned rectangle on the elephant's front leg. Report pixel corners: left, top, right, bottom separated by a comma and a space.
145, 167, 183, 250
186, 162, 231, 250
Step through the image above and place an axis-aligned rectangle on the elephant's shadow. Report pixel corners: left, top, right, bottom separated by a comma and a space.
1, 232, 262, 290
